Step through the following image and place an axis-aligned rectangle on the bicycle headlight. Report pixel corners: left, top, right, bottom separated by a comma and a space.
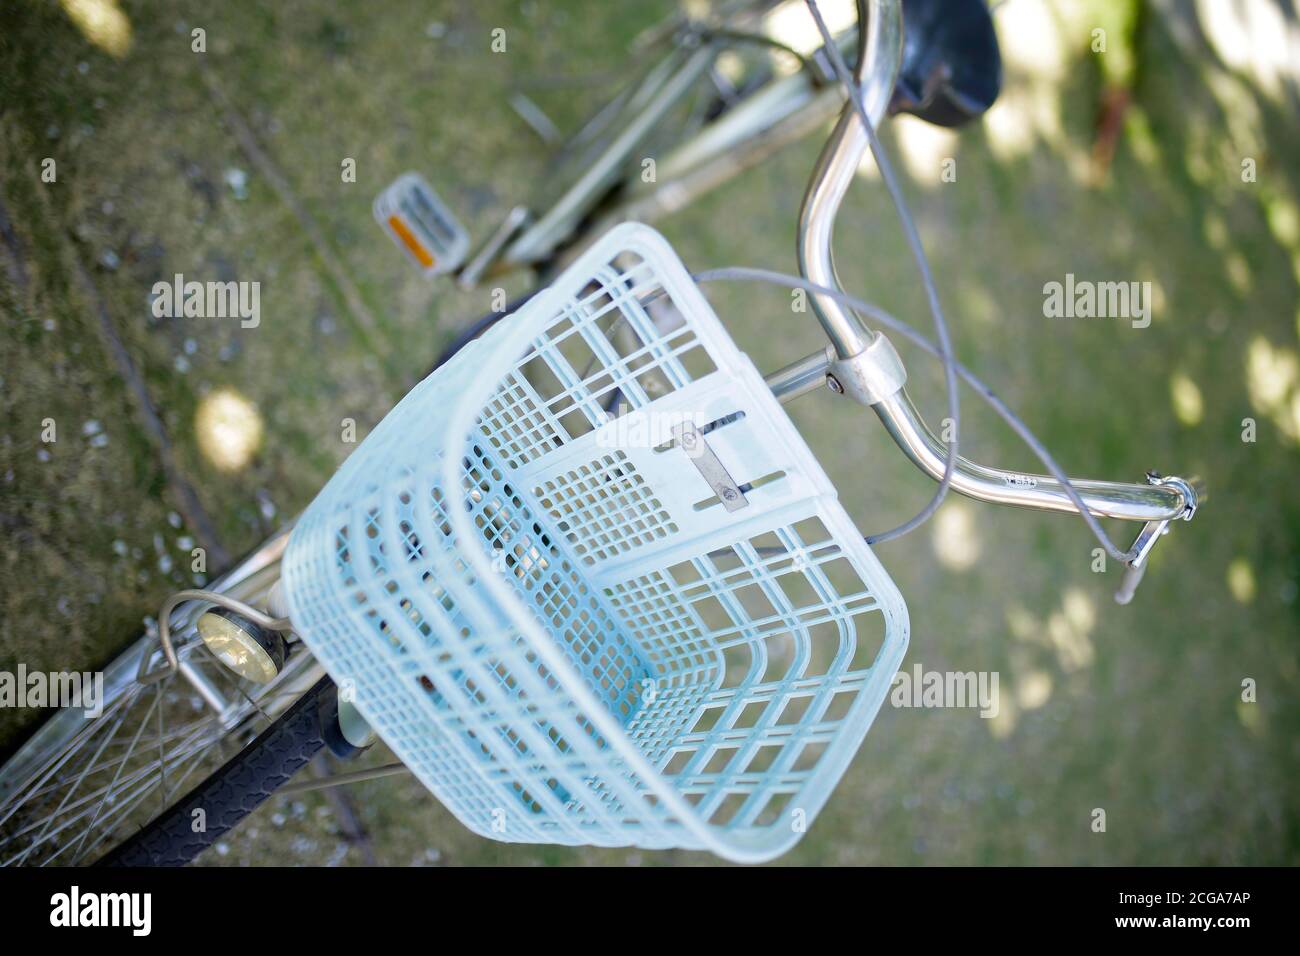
197, 607, 286, 684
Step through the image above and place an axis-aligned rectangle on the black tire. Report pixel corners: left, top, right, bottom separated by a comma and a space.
96, 676, 335, 867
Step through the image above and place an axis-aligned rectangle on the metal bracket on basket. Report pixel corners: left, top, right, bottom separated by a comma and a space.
1113, 474, 1200, 605
672, 420, 748, 513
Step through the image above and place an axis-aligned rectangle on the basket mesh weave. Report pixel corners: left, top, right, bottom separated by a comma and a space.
282, 223, 908, 861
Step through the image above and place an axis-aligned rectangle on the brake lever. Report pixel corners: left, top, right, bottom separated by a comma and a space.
1113, 473, 1201, 605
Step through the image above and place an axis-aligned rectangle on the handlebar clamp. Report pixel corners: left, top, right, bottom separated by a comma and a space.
827, 332, 908, 406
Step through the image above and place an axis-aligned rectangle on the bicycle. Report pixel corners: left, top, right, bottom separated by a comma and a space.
0, 0, 1202, 866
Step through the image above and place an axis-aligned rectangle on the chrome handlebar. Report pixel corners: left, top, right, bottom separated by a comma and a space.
798, 0, 903, 360
874, 391, 1202, 522
794, 0, 1200, 592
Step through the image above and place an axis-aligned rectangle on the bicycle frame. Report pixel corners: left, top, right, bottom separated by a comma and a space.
500, 43, 719, 267
471, 1, 845, 277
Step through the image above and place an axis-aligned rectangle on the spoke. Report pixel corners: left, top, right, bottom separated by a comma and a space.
0, 719, 225, 852
65, 743, 218, 866
0, 690, 136, 826
12, 713, 224, 803
0, 721, 225, 864
2, 671, 304, 835
66, 690, 160, 862
0, 665, 270, 807
277, 762, 409, 795
156, 684, 168, 811
51, 742, 216, 867
12, 706, 129, 866
232, 679, 273, 726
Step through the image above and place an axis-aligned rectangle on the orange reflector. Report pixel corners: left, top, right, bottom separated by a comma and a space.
387, 214, 436, 269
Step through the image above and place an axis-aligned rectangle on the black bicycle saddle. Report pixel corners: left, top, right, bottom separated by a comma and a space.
890, 0, 1002, 127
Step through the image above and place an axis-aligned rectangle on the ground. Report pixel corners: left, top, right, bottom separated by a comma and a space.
1, 0, 1297, 866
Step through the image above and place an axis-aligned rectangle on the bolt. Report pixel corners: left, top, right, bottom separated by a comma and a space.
826, 374, 844, 394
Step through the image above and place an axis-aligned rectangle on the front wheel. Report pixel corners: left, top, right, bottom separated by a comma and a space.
97, 675, 335, 867
0, 529, 324, 866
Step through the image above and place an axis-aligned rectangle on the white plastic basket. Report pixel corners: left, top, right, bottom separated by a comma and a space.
282, 223, 908, 862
